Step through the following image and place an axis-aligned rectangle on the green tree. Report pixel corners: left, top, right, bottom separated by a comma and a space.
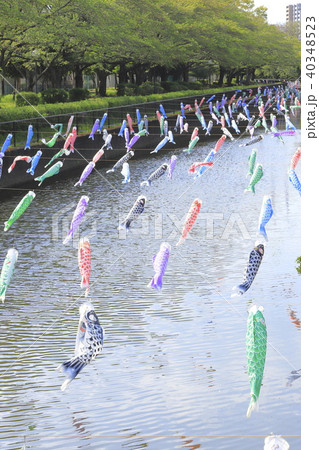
0, 0, 301, 94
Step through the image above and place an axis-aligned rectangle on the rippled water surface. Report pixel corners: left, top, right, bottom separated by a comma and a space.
0, 125, 301, 449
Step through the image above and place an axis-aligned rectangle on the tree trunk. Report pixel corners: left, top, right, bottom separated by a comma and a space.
238, 71, 245, 84
250, 68, 255, 82
51, 67, 63, 89
244, 67, 255, 85
226, 71, 233, 86
244, 69, 251, 84
74, 65, 83, 88
96, 69, 107, 97
26, 70, 34, 91
182, 65, 189, 82
172, 66, 183, 81
134, 64, 146, 85
217, 65, 226, 86
118, 63, 128, 84
157, 66, 168, 83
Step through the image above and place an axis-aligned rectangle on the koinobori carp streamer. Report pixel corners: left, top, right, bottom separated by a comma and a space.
246, 305, 267, 418
0, 248, 18, 303
245, 163, 263, 194
231, 244, 264, 296
4, 191, 36, 232
78, 237, 91, 297
246, 148, 257, 178
176, 198, 202, 246
140, 163, 168, 187
26, 150, 42, 176
257, 195, 273, 241
8, 156, 32, 173
63, 196, 89, 244
74, 162, 95, 187
121, 162, 130, 184
264, 434, 290, 449
118, 195, 146, 232
106, 151, 134, 173
35, 161, 63, 186
58, 302, 104, 391
148, 242, 171, 291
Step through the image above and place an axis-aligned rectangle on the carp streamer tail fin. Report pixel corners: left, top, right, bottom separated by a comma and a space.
34, 177, 43, 186
244, 185, 255, 194
257, 224, 268, 242
58, 357, 87, 391
148, 274, 163, 291
231, 282, 250, 297
246, 395, 258, 418
0, 286, 6, 303
81, 275, 89, 290
118, 220, 130, 232
176, 237, 185, 246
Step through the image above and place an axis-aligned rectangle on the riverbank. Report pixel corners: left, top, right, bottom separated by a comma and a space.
0, 84, 262, 124
0, 85, 282, 194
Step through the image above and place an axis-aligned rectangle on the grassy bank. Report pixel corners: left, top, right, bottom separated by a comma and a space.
0, 84, 260, 123
0, 84, 264, 149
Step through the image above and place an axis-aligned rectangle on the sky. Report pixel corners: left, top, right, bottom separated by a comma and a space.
253, 0, 288, 24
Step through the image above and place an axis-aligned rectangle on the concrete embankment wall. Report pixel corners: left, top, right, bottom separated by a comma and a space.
0, 87, 272, 195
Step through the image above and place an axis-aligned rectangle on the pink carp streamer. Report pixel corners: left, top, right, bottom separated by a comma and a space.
176, 199, 202, 246
188, 162, 213, 174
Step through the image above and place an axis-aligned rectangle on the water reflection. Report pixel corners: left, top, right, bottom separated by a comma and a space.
287, 306, 301, 330
72, 410, 88, 435
181, 436, 201, 449
0, 128, 300, 449
286, 369, 301, 387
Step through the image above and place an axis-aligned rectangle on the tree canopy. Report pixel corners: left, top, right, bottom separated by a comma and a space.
0, 0, 301, 94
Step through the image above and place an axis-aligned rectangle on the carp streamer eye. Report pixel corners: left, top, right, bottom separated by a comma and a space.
88, 312, 97, 322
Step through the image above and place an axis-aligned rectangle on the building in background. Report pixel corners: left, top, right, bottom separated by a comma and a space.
286, 3, 301, 38
286, 3, 301, 23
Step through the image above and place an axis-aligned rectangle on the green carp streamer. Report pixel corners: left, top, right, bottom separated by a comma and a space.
4, 191, 36, 231
246, 305, 267, 418
0, 248, 18, 303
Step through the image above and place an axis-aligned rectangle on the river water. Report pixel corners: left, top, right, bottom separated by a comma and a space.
0, 124, 301, 449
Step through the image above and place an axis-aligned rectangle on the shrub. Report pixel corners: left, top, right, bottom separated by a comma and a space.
184, 81, 204, 90
0, 94, 15, 108
123, 87, 136, 96
41, 88, 68, 104
161, 81, 187, 92
106, 87, 117, 97
136, 81, 164, 95
116, 83, 138, 96
117, 82, 165, 96
15, 92, 40, 107
68, 88, 90, 101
